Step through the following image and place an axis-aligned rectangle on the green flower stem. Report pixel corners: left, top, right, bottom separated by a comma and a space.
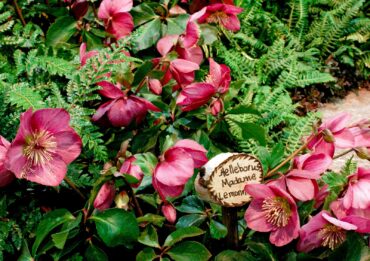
64, 176, 86, 200
333, 149, 353, 159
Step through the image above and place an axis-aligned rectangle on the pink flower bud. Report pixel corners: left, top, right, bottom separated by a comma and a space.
210, 99, 223, 116
162, 203, 177, 223
148, 78, 162, 95
94, 181, 115, 211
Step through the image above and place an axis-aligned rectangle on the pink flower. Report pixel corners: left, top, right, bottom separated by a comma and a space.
331, 199, 370, 233
206, 58, 231, 94
94, 181, 115, 210
69, 0, 88, 19
192, 4, 243, 31
244, 183, 300, 247
307, 113, 354, 157
162, 203, 177, 223
79, 43, 99, 67
157, 21, 203, 65
98, 0, 134, 39
0, 136, 14, 187
342, 167, 370, 209
170, 59, 200, 90
269, 152, 332, 201
119, 156, 144, 188
153, 139, 207, 201
6, 108, 82, 186
92, 81, 161, 127
176, 83, 216, 111
297, 211, 357, 252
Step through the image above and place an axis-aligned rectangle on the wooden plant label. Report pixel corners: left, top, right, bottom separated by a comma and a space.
207, 154, 263, 207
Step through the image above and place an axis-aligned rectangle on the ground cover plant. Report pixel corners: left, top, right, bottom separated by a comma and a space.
0, 0, 369, 260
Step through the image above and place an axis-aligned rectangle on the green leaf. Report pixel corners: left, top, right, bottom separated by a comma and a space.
137, 214, 165, 227
131, 3, 157, 26
163, 227, 205, 247
134, 152, 158, 176
132, 18, 161, 51
227, 105, 260, 115
138, 225, 160, 248
133, 61, 153, 86
166, 241, 211, 261
268, 142, 285, 169
132, 126, 161, 153
166, 14, 189, 35
91, 209, 139, 247
209, 220, 227, 239
237, 122, 267, 146
46, 16, 77, 46
215, 250, 255, 261
18, 240, 33, 261
136, 247, 157, 261
298, 200, 315, 224
85, 244, 108, 261
51, 230, 69, 250
32, 209, 75, 256
245, 240, 277, 261
8, 83, 45, 110
199, 24, 219, 45
177, 196, 205, 214
175, 214, 206, 229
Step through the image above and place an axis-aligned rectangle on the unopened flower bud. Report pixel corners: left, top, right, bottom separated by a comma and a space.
355, 147, 370, 160
115, 191, 130, 210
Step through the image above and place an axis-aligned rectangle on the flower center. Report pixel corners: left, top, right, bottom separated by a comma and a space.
206, 11, 229, 25
23, 130, 57, 166
319, 224, 346, 250
262, 197, 291, 227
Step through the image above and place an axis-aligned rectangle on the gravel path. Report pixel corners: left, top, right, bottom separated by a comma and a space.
318, 89, 370, 172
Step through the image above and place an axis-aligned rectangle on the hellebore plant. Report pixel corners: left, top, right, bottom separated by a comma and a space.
6, 108, 82, 186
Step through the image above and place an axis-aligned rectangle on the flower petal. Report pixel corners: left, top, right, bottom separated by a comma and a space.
244, 199, 274, 232
54, 131, 82, 164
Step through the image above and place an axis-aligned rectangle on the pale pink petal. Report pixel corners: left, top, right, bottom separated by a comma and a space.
171, 59, 200, 73
190, 7, 207, 22
111, 0, 133, 13
334, 129, 355, 148
31, 109, 71, 133
220, 14, 240, 31
286, 177, 317, 201
176, 46, 204, 65
322, 112, 351, 133
182, 21, 200, 48
155, 148, 194, 186
287, 169, 321, 179
341, 216, 370, 233
301, 153, 332, 174
26, 156, 68, 186
322, 212, 357, 230
148, 79, 162, 95
245, 199, 274, 232
244, 183, 275, 199
172, 139, 207, 168
54, 131, 82, 164
157, 35, 179, 56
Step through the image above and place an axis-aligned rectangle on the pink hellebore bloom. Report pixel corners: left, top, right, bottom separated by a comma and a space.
170, 59, 200, 90
153, 139, 207, 201
79, 43, 99, 67
6, 108, 82, 186
119, 156, 144, 188
331, 199, 370, 233
342, 167, 370, 210
98, 0, 134, 39
297, 211, 357, 252
244, 183, 300, 247
192, 4, 243, 31
268, 152, 332, 201
0, 136, 15, 187
94, 181, 116, 211
162, 203, 177, 224
206, 58, 231, 94
157, 21, 203, 65
307, 112, 355, 157
92, 81, 161, 127
176, 83, 216, 111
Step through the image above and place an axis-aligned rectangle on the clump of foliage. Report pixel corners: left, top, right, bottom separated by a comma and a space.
0, 0, 369, 260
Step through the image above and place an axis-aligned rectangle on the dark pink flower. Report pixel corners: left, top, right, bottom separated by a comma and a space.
157, 21, 203, 65
0, 136, 14, 187
297, 211, 357, 252
170, 59, 200, 90
206, 58, 231, 94
79, 43, 99, 67
176, 83, 216, 111
94, 181, 115, 210
162, 203, 177, 223
342, 167, 370, 210
6, 108, 82, 186
192, 4, 243, 31
153, 140, 207, 201
244, 183, 300, 247
331, 199, 370, 233
308, 113, 355, 157
92, 81, 161, 127
70, 0, 88, 19
119, 156, 143, 188
98, 0, 134, 39
285, 152, 332, 201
